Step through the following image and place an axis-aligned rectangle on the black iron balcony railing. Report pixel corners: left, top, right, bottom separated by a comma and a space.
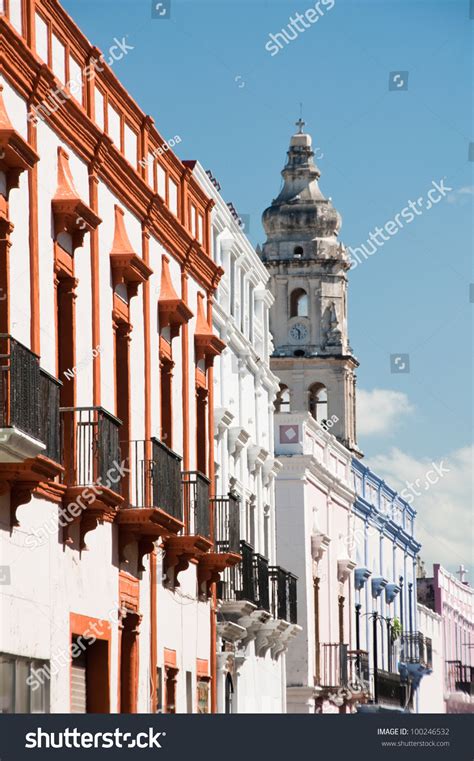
211, 492, 240, 553
375, 669, 404, 708
0, 334, 40, 439
152, 438, 182, 520
39, 369, 62, 463
60, 406, 121, 493
182, 470, 210, 538
253, 552, 270, 612
445, 661, 474, 696
400, 632, 433, 669
218, 540, 272, 612
122, 438, 183, 521
269, 566, 298, 624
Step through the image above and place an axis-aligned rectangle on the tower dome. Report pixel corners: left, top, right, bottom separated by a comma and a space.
261, 120, 347, 265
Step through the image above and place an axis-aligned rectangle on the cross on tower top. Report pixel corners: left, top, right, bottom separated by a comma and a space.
456, 564, 468, 583
295, 117, 305, 134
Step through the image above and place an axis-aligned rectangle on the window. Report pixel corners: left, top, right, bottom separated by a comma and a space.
51, 34, 66, 83
94, 87, 104, 130
230, 255, 236, 317
157, 164, 166, 198
0, 653, 50, 713
9, 0, 22, 35
156, 667, 163, 712
160, 358, 173, 447
107, 104, 121, 147
275, 384, 290, 412
290, 288, 308, 317
294, 246, 303, 258
308, 383, 327, 422
190, 205, 197, 237
197, 214, 203, 244
186, 671, 193, 713
35, 13, 48, 62
168, 178, 178, 216
225, 673, 234, 714
69, 56, 83, 104
124, 123, 137, 166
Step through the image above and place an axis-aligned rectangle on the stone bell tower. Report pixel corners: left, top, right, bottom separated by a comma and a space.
260, 120, 360, 455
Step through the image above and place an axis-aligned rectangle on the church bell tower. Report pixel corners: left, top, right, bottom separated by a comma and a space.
260, 120, 360, 455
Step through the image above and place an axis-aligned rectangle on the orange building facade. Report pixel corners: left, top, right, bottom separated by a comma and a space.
0, 0, 238, 713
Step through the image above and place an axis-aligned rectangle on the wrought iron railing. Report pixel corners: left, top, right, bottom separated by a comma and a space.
317, 643, 349, 688
152, 438, 182, 520
182, 471, 210, 537
253, 552, 270, 612
39, 369, 62, 463
0, 334, 40, 439
375, 669, 404, 708
60, 406, 122, 493
211, 492, 240, 553
122, 438, 183, 521
269, 566, 298, 624
400, 632, 433, 668
445, 661, 474, 696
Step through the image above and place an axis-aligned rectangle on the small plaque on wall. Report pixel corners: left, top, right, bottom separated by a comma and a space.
279, 424, 299, 444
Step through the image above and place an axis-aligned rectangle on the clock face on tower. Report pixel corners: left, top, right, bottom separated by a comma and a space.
289, 322, 309, 343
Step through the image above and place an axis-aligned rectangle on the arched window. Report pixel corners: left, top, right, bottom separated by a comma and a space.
275, 384, 290, 413
225, 673, 234, 714
308, 383, 327, 422
294, 246, 304, 258
290, 288, 308, 318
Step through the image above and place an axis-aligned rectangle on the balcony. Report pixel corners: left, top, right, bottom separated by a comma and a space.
315, 644, 370, 707
446, 661, 474, 697
400, 632, 432, 669
59, 406, 123, 548
0, 335, 64, 524
164, 470, 213, 586
270, 566, 298, 625
375, 669, 406, 709
117, 438, 184, 570
196, 492, 241, 596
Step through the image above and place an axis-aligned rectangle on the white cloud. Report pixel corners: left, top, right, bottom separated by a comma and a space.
357, 388, 414, 436
366, 446, 473, 577
446, 185, 474, 204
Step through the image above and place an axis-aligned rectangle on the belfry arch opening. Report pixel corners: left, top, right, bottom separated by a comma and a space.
290, 288, 308, 318
275, 384, 290, 413
308, 383, 328, 423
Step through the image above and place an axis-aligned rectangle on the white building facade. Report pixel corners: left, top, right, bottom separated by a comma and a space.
187, 162, 300, 713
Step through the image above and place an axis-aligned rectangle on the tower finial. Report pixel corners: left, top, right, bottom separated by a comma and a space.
296, 103, 305, 134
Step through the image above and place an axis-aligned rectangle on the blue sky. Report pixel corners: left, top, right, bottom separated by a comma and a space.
62, 0, 473, 574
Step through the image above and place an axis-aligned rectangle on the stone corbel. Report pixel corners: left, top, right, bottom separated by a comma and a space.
311, 531, 330, 563
385, 581, 401, 604
262, 457, 283, 486
228, 426, 250, 457
371, 576, 388, 599
247, 445, 268, 473
354, 567, 372, 591
337, 558, 356, 584
214, 407, 234, 439
217, 620, 246, 644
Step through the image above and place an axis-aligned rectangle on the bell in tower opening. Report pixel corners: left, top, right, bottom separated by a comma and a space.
260, 120, 361, 456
